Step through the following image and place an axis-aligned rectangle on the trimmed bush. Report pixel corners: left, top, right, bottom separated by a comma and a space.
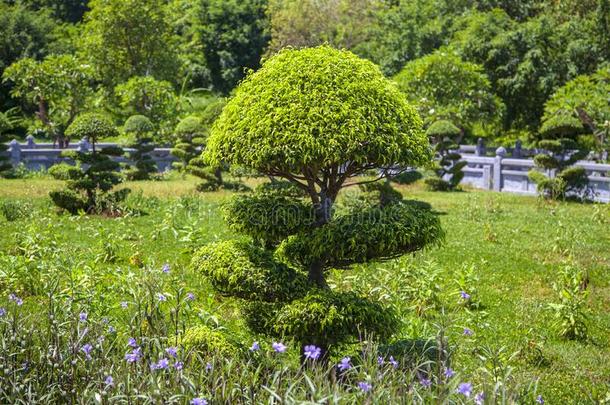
193, 46, 440, 356
222, 193, 314, 247
192, 240, 309, 302
180, 325, 240, 357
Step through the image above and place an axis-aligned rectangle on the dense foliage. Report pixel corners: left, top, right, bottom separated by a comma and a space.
0, 0, 607, 146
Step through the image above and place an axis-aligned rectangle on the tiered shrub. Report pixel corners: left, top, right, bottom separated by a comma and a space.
49, 113, 129, 214
192, 46, 443, 358
424, 120, 466, 191
123, 115, 158, 180
528, 115, 590, 200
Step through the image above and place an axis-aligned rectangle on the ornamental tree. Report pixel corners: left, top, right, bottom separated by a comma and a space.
49, 113, 130, 214
424, 120, 467, 191
123, 115, 158, 181
528, 116, 590, 201
194, 46, 443, 355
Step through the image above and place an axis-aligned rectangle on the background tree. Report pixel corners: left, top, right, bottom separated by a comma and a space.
16, 0, 90, 23
2, 54, 94, 147
266, 0, 380, 56
196, 46, 443, 356
114, 76, 177, 134
393, 50, 503, 138
450, 9, 604, 132
423, 120, 467, 191
122, 115, 158, 180
541, 66, 610, 151
80, 0, 179, 89
49, 113, 129, 214
0, 3, 57, 109
196, 0, 269, 94
0, 109, 19, 177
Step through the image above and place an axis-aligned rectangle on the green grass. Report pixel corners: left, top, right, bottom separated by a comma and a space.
0, 177, 609, 403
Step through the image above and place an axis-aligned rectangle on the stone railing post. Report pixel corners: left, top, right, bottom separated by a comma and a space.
512, 140, 522, 158
25, 134, 36, 149
493, 146, 506, 192
8, 139, 21, 166
476, 138, 486, 156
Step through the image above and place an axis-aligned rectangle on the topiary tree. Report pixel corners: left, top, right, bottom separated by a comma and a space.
193, 46, 443, 358
171, 116, 206, 172
423, 120, 467, 191
122, 115, 158, 180
528, 115, 590, 200
49, 113, 130, 214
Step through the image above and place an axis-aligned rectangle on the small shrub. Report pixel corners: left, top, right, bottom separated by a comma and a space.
548, 264, 589, 341
0, 200, 32, 221
48, 163, 81, 180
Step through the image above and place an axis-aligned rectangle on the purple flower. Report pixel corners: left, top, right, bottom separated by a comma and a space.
358, 381, 372, 393
475, 391, 485, 405
272, 342, 286, 353
157, 293, 167, 302
457, 382, 473, 397
125, 347, 142, 363
389, 356, 398, 368
303, 345, 321, 360
186, 292, 195, 301
536, 395, 544, 404
174, 361, 184, 371
128, 337, 138, 348
377, 356, 384, 365
443, 367, 455, 378
250, 341, 260, 351
460, 291, 471, 300
337, 356, 351, 371
81, 343, 93, 360
8, 294, 23, 306
162, 263, 170, 274
191, 399, 207, 405
79, 312, 88, 322
0, 308, 6, 317
166, 347, 178, 358
153, 358, 169, 370
463, 328, 474, 336
419, 377, 432, 388
108, 325, 116, 334
205, 362, 213, 371
104, 375, 114, 387
120, 301, 128, 309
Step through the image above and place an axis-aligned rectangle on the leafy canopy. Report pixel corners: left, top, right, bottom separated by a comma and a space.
394, 50, 503, 131
205, 46, 429, 191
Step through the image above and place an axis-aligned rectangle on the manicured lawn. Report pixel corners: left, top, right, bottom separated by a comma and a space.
0, 177, 608, 402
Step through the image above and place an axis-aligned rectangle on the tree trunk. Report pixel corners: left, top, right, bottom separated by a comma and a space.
214, 167, 223, 184
307, 192, 335, 289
